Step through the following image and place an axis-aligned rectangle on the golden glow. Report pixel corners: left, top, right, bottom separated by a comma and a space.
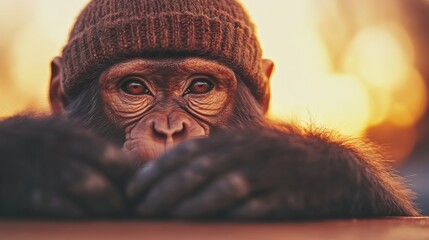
0, 0, 427, 160
243, 0, 372, 135
341, 25, 425, 127
243, 0, 427, 138
344, 25, 414, 90
0, 0, 88, 116
389, 70, 427, 127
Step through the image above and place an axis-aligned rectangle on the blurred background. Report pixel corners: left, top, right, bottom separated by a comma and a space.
0, 0, 428, 214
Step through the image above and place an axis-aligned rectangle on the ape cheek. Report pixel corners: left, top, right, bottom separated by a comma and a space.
122, 112, 208, 162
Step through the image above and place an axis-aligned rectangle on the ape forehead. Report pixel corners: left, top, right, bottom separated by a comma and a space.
99, 57, 237, 82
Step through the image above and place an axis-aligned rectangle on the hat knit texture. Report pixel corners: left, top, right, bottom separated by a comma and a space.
62, 0, 269, 105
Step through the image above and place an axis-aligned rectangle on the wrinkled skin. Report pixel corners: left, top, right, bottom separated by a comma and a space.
97, 58, 238, 162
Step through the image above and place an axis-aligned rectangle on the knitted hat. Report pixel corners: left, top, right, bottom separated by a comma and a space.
62, 0, 270, 107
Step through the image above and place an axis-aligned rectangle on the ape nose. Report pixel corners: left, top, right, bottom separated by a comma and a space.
124, 112, 207, 161
152, 118, 186, 147
153, 121, 185, 137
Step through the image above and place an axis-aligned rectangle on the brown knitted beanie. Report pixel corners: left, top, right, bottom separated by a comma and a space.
62, 0, 269, 106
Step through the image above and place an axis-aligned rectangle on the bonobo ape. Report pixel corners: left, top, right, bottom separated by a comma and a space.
0, 0, 419, 219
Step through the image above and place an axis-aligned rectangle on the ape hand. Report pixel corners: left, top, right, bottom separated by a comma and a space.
127, 128, 333, 219
0, 117, 135, 218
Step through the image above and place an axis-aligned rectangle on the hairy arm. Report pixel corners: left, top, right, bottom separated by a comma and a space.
128, 124, 418, 219
0, 116, 134, 218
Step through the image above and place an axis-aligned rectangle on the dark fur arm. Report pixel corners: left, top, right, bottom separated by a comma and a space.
266, 123, 419, 218
0, 116, 134, 218
128, 124, 419, 219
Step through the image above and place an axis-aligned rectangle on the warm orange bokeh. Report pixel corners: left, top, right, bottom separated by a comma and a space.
0, 0, 427, 161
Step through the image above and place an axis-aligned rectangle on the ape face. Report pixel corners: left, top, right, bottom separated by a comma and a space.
50, 56, 273, 162
98, 58, 238, 161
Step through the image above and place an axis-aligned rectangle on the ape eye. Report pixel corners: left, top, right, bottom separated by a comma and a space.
185, 78, 214, 95
120, 79, 151, 96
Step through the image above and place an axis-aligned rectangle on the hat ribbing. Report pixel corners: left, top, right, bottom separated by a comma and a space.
62, 0, 269, 106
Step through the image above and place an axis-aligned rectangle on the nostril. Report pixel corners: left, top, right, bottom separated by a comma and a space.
152, 120, 186, 140
153, 129, 168, 140
172, 122, 186, 139
152, 121, 167, 140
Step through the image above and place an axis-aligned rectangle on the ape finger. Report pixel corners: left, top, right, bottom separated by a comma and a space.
127, 137, 228, 199
171, 172, 251, 218
72, 142, 135, 182
62, 162, 126, 217
227, 191, 285, 220
93, 144, 136, 182
30, 191, 85, 218
135, 155, 212, 216
131, 135, 265, 214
